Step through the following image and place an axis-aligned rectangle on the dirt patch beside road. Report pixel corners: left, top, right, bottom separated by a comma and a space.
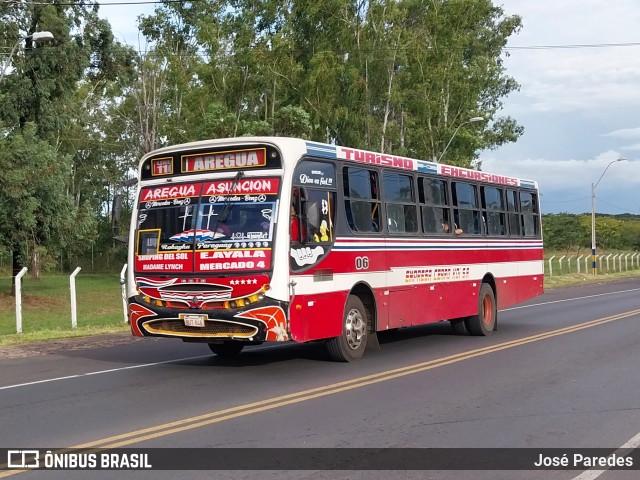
0, 333, 159, 359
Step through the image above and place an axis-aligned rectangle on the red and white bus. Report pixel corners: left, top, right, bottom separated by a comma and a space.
126, 137, 543, 361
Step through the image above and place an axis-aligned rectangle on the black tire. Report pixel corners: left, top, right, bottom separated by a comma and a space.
465, 283, 497, 336
208, 341, 244, 357
327, 295, 368, 362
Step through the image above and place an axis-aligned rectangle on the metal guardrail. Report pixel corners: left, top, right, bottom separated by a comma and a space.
545, 253, 640, 276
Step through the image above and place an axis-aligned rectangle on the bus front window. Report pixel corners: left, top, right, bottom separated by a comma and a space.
198, 201, 274, 244
136, 203, 197, 254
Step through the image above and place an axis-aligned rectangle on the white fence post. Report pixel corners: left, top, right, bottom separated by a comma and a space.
548, 256, 555, 276
559, 255, 566, 274
584, 256, 589, 273
15, 267, 28, 334
577, 255, 583, 273
625, 253, 631, 270
70, 267, 81, 329
606, 254, 612, 272
120, 263, 129, 323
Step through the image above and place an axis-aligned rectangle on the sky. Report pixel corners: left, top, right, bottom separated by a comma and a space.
101, 0, 640, 215
481, 1, 640, 215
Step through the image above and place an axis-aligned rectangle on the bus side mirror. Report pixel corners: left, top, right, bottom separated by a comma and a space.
112, 194, 122, 235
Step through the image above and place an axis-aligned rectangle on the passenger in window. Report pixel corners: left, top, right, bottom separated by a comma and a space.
291, 205, 303, 242
442, 222, 463, 235
442, 209, 462, 235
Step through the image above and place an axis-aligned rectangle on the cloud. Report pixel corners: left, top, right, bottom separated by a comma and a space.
501, 0, 640, 114
480, 150, 638, 213
482, 150, 636, 189
602, 127, 640, 139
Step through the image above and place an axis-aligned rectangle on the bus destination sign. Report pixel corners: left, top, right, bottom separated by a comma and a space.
182, 148, 267, 173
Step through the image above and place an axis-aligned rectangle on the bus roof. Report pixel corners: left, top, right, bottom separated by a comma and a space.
140, 136, 538, 190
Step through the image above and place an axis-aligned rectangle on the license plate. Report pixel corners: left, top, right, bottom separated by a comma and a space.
181, 314, 207, 328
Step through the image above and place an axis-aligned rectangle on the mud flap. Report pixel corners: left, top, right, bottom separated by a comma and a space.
366, 331, 380, 351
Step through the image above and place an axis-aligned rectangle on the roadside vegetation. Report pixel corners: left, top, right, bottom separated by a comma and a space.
0, 273, 128, 346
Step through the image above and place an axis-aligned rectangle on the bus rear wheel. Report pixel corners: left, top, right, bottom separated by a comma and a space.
208, 341, 244, 357
466, 283, 497, 336
327, 295, 368, 362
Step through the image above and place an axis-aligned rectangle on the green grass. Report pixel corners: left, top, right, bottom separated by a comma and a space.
0, 273, 129, 345
544, 269, 640, 289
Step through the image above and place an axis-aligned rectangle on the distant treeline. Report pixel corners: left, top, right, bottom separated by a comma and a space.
543, 213, 640, 252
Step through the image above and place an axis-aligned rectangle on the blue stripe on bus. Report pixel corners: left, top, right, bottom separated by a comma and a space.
520, 180, 536, 189
415, 160, 438, 174
305, 142, 337, 158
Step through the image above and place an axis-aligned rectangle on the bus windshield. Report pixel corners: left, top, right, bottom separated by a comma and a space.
135, 178, 279, 274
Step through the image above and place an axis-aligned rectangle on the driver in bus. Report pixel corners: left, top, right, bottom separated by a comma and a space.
291, 188, 306, 242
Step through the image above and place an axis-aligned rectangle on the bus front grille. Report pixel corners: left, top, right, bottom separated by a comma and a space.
143, 319, 258, 338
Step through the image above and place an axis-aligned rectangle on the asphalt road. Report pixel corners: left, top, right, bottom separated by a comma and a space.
2, 278, 640, 480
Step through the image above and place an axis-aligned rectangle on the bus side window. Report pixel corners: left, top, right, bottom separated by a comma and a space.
520, 190, 540, 237
482, 186, 506, 236
506, 189, 520, 236
418, 177, 451, 235
383, 171, 416, 235
343, 166, 381, 233
452, 181, 480, 236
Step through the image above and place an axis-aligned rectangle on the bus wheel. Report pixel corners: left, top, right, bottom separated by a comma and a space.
208, 341, 244, 357
327, 295, 368, 362
466, 283, 497, 336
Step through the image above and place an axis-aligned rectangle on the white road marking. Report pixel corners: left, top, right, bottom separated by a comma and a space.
571, 430, 640, 480
0, 354, 211, 391
502, 287, 640, 311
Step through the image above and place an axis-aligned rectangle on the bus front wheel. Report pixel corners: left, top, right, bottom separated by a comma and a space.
208, 341, 244, 357
466, 283, 497, 336
327, 295, 368, 362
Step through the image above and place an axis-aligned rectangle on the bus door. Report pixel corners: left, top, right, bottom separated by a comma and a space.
289, 161, 340, 341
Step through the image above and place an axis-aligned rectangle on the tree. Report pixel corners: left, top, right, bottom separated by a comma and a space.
1, 2, 136, 286
0, 124, 79, 286
542, 214, 588, 253
135, 0, 523, 166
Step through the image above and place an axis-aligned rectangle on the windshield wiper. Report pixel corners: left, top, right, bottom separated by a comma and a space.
210, 171, 244, 235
